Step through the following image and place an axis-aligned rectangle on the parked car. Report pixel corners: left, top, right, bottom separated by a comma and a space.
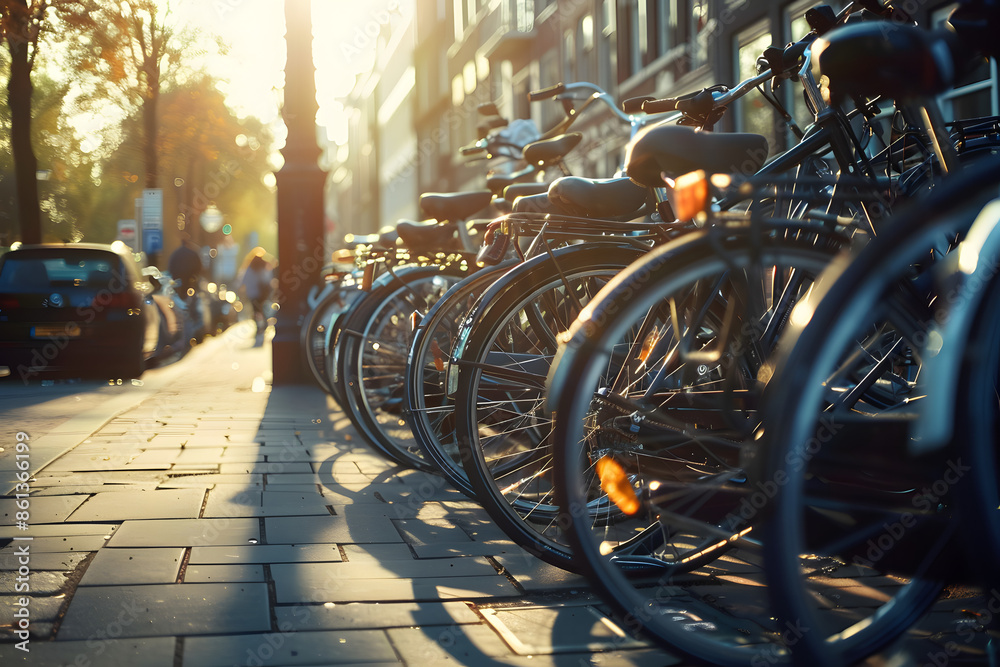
141, 265, 183, 360
0, 242, 161, 381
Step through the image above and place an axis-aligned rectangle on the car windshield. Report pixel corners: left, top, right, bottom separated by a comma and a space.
0, 252, 123, 291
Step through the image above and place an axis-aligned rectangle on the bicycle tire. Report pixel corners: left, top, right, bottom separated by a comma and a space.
454, 242, 650, 573
753, 163, 1000, 665
405, 260, 517, 497
339, 262, 468, 471
551, 229, 844, 666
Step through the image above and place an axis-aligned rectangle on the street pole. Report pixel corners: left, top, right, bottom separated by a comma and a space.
273, 0, 327, 384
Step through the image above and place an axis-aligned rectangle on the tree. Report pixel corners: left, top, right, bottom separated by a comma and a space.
91, 74, 276, 259
77, 0, 196, 191
0, 0, 95, 244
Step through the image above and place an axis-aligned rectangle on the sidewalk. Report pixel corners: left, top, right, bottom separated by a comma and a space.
0, 324, 671, 667
0, 323, 994, 666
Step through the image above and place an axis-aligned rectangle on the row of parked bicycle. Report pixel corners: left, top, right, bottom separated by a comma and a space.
301, 2, 999, 664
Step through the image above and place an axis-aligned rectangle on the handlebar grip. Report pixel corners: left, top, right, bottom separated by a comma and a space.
676, 89, 717, 116
622, 96, 655, 113
641, 97, 679, 114
528, 83, 567, 101
461, 145, 488, 157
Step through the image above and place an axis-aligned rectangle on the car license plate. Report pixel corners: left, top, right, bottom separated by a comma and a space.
32, 324, 80, 338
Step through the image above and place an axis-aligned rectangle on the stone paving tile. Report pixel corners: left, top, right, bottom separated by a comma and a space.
202, 489, 331, 518
492, 554, 591, 592
219, 461, 313, 474
32, 484, 158, 495
341, 543, 415, 562
0, 569, 72, 595
410, 541, 529, 560
59, 583, 271, 639
263, 450, 312, 462
386, 624, 514, 663
122, 450, 179, 467
272, 557, 497, 589
182, 629, 398, 666
0, 594, 64, 634
0, 522, 118, 539
393, 518, 472, 546
260, 473, 322, 485
188, 544, 343, 564
479, 605, 650, 655
0, 534, 108, 553
264, 509, 403, 544
39, 452, 135, 471
174, 448, 227, 464
0, 550, 87, 571
218, 450, 267, 463
79, 547, 185, 586
32, 471, 166, 486
68, 489, 205, 521
183, 563, 265, 583
0, 495, 87, 524
162, 473, 264, 486
107, 518, 261, 548
274, 574, 520, 603
0, 636, 177, 665
274, 600, 480, 631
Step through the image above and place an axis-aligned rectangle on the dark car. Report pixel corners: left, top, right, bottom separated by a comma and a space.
0, 243, 161, 381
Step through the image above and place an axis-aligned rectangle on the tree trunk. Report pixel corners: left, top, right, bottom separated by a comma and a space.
142, 59, 159, 189
7, 13, 41, 244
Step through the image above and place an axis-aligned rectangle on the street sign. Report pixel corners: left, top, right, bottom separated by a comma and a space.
142, 189, 164, 254
117, 219, 138, 250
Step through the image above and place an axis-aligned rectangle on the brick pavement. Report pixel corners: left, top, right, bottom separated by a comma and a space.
0, 323, 995, 666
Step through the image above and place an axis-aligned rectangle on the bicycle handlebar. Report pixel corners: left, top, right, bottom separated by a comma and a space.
528, 83, 567, 101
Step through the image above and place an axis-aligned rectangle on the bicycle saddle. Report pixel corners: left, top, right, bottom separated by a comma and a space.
487, 166, 538, 195
396, 219, 461, 252
493, 182, 550, 214
547, 176, 651, 219
419, 190, 493, 222
512, 192, 558, 215
813, 23, 957, 104
523, 133, 583, 166
625, 124, 769, 189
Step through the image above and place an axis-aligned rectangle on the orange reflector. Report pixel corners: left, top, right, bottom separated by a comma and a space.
638, 328, 661, 363
430, 339, 445, 372
595, 456, 640, 516
671, 169, 710, 221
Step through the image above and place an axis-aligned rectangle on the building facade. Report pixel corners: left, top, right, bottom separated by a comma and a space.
328, 0, 999, 238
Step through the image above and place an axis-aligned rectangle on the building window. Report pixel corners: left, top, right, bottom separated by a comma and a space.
578, 15, 595, 85
657, 0, 675, 58
933, 3, 998, 121
690, 0, 709, 68
599, 0, 616, 91
735, 21, 778, 151
516, 0, 534, 32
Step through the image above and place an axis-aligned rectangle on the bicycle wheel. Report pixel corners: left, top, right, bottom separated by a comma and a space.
755, 165, 1000, 665
303, 272, 361, 396
339, 262, 468, 471
453, 242, 650, 573
405, 260, 516, 497
551, 228, 842, 666
953, 261, 1000, 594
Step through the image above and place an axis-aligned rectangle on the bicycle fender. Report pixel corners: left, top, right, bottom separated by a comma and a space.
913, 198, 1000, 453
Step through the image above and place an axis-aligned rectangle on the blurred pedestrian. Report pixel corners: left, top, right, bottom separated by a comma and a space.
238, 251, 273, 335
168, 234, 202, 297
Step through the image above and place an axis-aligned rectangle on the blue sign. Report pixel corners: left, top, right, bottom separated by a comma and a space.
144, 229, 163, 255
